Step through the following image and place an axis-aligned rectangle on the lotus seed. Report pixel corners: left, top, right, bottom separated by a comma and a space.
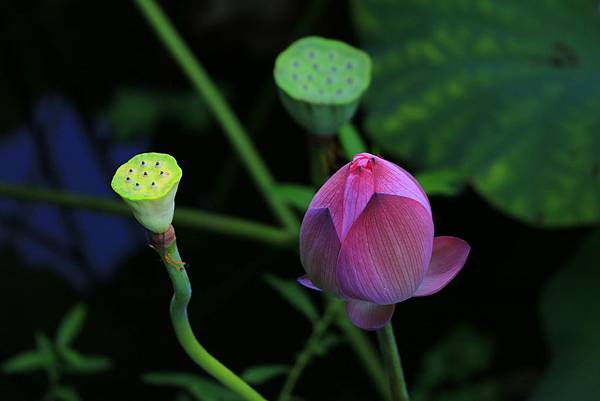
307, 75, 313, 81
346, 62, 353, 70
336, 89, 343, 95
155, 161, 160, 167
141, 161, 146, 166
126, 177, 131, 181
160, 171, 164, 176
328, 52, 334, 60
292, 73, 298, 80
151, 182, 156, 187
313, 64, 319, 70
347, 78, 353, 84
309, 51, 315, 58
143, 171, 148, 176
135, 183, 140, 187
293, 62, 299, 68
326, 78, 332, 84
331, 66, 338, 72
128, 169, 133, 173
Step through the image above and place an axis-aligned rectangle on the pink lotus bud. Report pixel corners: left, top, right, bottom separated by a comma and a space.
299, 153, 470, 330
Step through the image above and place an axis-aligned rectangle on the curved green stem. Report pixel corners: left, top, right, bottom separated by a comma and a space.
0, 182, 294, 246
377, 323, 410, 401
159, 233, 268, 401
133, 0, 298, 233
277, 299, 342, 401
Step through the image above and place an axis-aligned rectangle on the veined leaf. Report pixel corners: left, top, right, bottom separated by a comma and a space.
353, 0, 600, 226
264, 274, 319, 323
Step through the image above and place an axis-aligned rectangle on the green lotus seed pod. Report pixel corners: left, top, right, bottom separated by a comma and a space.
274, 36, 371, 136
111, 152, 182, 234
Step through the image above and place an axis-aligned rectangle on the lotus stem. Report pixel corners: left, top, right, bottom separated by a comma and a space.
377, 323, 410, 401
152, 226, 269, 401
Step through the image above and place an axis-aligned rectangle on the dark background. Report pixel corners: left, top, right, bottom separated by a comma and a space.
0, 1, 590, 400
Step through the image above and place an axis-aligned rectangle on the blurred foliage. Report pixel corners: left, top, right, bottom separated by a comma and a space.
352, 0, 600, 227
530, 230, 600, 401
415, 168, 465, 197
143, 371, 242, 401
412, 325, 503, 401
2, 304, 111, 400
101, 88, 210, 139
273, 184, 315, 213
240, 364, 290, 385
264, 274, 319, 324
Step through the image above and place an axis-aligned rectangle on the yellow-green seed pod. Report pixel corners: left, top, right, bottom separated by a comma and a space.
274, 36, 372, 136
111, 152, 182, 234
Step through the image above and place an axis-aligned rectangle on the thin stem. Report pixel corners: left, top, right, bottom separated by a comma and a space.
133, 0, 298, 233
157, 230, 268, 401
0, 182, 294, 246
338, 123, 367, 160
277, 299, 342, 401
337, 314, 391, 401
377, 323, 410, 401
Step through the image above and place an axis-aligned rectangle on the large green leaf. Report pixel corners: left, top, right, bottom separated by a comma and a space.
352, 0, 600, 226
530, 231, 600, 401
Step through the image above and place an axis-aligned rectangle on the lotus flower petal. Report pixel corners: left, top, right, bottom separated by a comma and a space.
299, 208, 343, 296
297, 275, 321, 291
336, 194, 434, 304
372, 156, 431, 215
345, 299, 395, 330
414, 236, 470, 297
341, 163, 375, 239
307, 166, 348, 237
